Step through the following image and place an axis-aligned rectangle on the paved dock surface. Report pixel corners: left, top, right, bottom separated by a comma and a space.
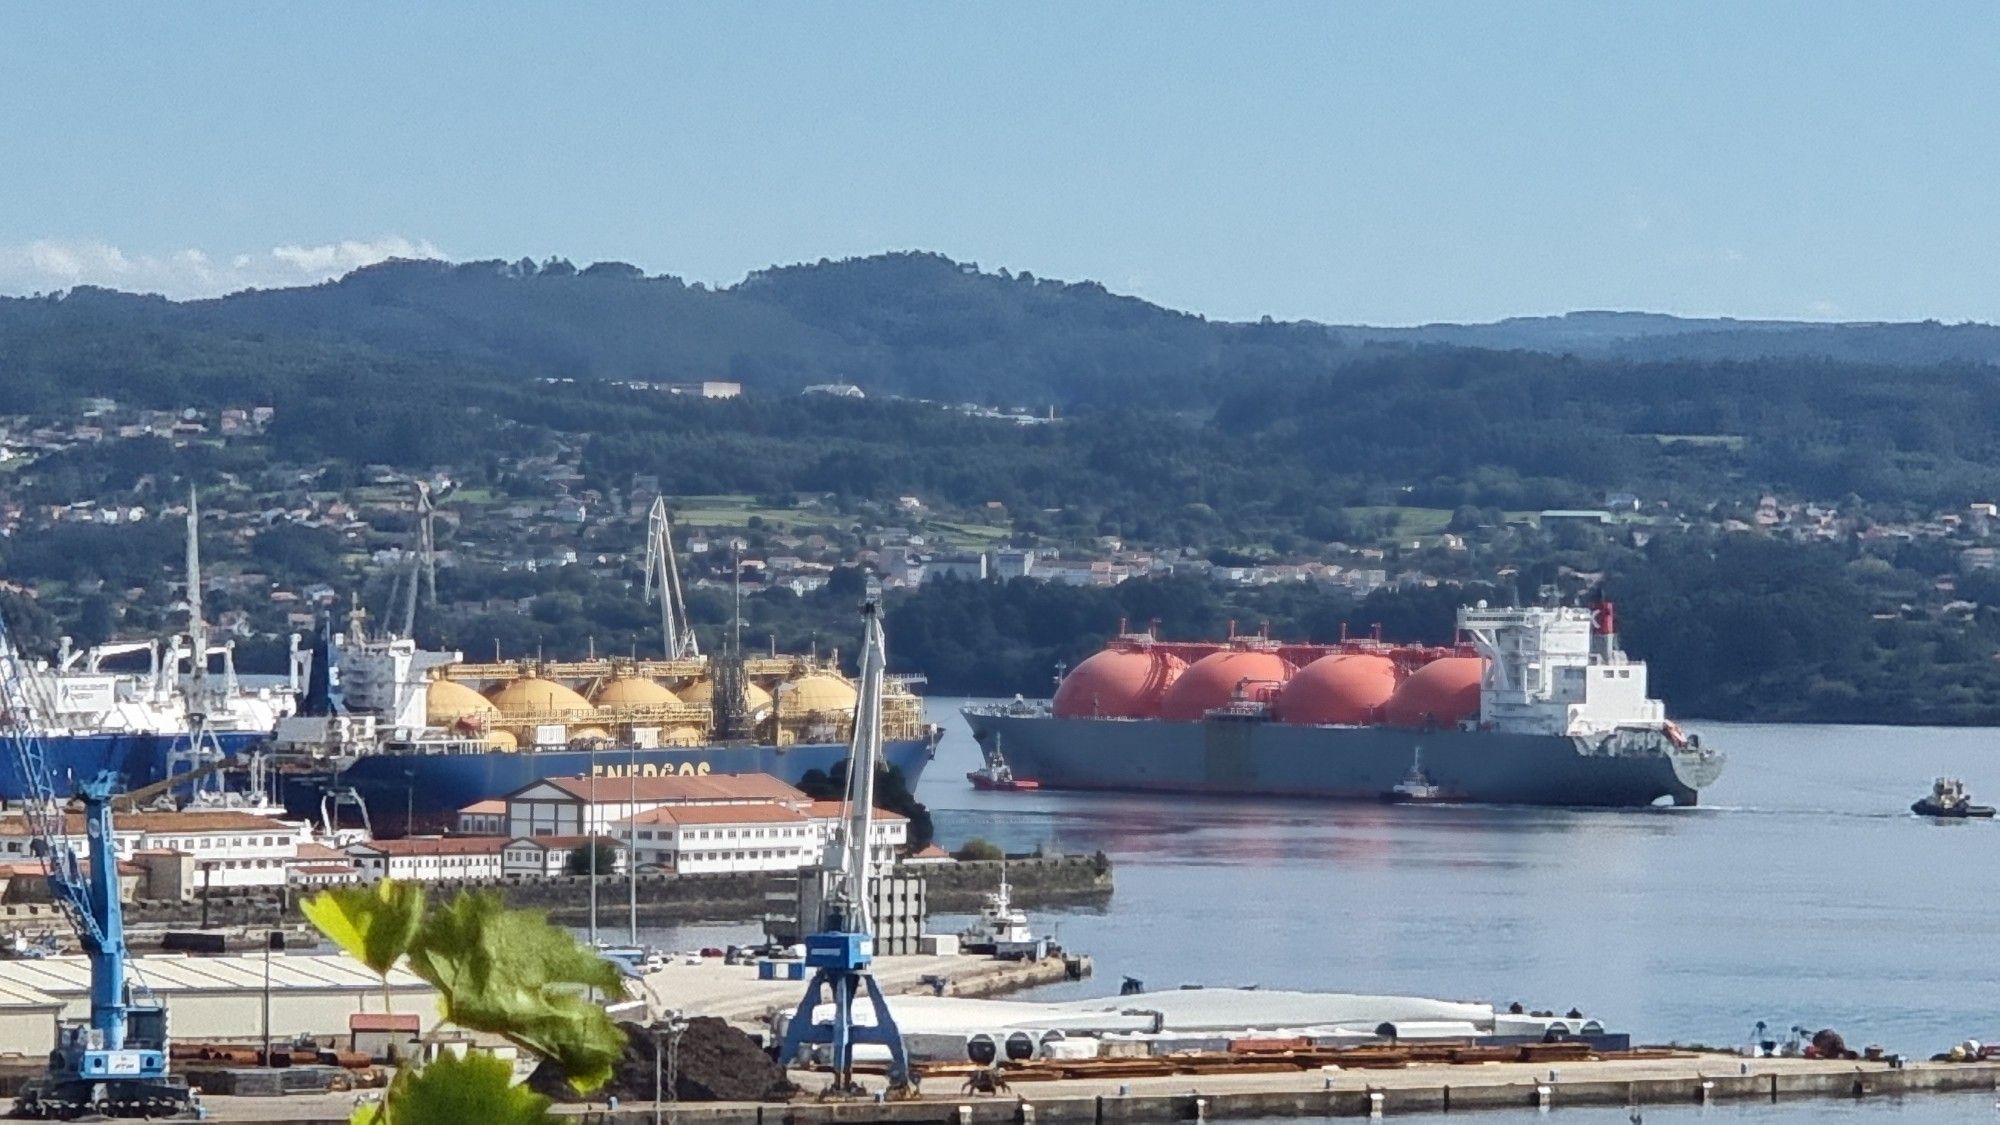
627, 952, 1078, 1028
194, 1055, 2000, 1122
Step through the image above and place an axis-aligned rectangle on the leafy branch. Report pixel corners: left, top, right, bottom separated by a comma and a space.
303, 882, 624, 1125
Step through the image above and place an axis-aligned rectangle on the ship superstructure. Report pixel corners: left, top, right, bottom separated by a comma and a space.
964, 602, 1721, 808
0, 497, 296, 799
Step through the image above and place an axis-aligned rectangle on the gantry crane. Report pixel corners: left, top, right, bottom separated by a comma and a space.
775, 602, 914, 1096
0, 611, 193, 1119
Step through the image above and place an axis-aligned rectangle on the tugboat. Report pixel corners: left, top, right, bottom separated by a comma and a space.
1911, 777, 1996, 819
967, 761, 1041, 792
967, 737, 1041, 792
1380, 748, 1446, 804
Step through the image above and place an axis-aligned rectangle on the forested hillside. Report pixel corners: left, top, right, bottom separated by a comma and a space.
7, 251, 2000, 723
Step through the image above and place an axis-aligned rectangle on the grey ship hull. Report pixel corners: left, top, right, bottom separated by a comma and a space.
964, 710, 1723, 808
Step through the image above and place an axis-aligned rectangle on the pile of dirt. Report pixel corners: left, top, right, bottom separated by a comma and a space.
530, 1017, 798, 1103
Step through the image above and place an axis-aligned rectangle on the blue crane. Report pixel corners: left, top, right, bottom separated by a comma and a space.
776, 602, 915, 1096
0, 612, 193, 1119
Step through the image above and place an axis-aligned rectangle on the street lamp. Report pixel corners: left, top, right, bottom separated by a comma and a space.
653, 1011, 687, 1125
261, 929, 284, 1065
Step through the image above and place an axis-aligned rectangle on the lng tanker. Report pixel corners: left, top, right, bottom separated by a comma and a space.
265, 497, 937, 832
963, 603, 1723, 808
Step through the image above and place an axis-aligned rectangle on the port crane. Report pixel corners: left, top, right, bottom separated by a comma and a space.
0, 610, 193, 1119
775, 602, 914, 1096
643, 497, 699, 660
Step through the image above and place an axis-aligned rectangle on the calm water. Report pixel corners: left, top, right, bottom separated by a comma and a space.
640, 699, 2000, 1122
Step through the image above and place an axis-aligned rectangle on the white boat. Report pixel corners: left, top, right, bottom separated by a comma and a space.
960, 870, 1044, 958
1383, 748, 1445, 804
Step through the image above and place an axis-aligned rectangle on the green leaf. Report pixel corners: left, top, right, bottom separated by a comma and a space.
302, 880, 427, 978
406, 890, 626, 1093
385, 1051, 554, 1125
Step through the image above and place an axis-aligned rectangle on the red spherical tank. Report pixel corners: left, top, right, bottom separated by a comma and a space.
1157, 650, 1295, 722
1051, 647, 1188, 719
1270, 654, 1398, 725
1382, 656, 1485, 728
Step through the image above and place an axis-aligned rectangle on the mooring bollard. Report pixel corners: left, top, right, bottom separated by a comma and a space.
1535, 1083, 1553, 1110
959, 1103, 974, 1125
1193, 1096, 1208, 1121
1019, 1102, 1035, 1125
1700, 1079, 1715, 1105
1368, 1089, 1385, 1118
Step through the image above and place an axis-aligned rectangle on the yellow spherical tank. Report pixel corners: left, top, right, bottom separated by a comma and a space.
485, 676, 593, 716
427, 678, 499, 726
660, 725, 705, 747
679, 678, 774, 712
590, 675, 682, 708
484, 730, 519, 752
777, 673, 859, 714
570, 726, 614, 742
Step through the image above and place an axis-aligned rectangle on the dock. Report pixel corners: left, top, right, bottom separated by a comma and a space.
186, 1055, 2000, 1121
629, 951, 1089, 1028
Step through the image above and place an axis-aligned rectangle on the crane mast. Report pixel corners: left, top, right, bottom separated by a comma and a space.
0, 610, 191, 1118
775, 602, 913, 1096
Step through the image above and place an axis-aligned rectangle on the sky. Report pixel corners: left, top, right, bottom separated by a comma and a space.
2, 3, 1998, 325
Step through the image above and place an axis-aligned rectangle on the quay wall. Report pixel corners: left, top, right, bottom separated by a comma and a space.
113, 853, 1112, 930
205, 1059, 2000, 1125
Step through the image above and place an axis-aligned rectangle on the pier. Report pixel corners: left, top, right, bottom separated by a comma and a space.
181, 1055, 2000, 1122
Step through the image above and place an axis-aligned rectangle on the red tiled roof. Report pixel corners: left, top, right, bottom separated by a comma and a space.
622, 804, 809, 827
457, 799, 506, 815
347, 836, 507, 857
293, 842, 348, 861
535, 773, 806, 805
503, 835, 620, 850
805, 801, 908, 822
0, 810, 296, 836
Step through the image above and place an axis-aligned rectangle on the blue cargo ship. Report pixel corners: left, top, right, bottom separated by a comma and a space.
269, 619, 939, 832
293, 735, 938, 833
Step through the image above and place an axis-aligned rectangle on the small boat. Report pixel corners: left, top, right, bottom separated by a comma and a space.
967, 767, 1040, 792
1381, 748, 1446, 804
959, 870, 1045, 959
967, 752, 1040, 792
1911, 777, 1996, 818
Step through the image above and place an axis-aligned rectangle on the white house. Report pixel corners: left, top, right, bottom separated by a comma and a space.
806, 801, 908, 867
0, 810, 312, 891
455, 800, 507, 836
500, 836, 627, 878
618, 804, 818, 874
344, 837, 506, 883
288, 842, 362, 887
616, 800, 908, 875
502, 773, 809, 838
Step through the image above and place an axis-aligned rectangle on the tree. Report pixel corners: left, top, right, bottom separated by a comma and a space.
564, 839, 620, 878
952, 838, 1004, 862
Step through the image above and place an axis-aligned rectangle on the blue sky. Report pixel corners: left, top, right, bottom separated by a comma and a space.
2, 3, 1996, 323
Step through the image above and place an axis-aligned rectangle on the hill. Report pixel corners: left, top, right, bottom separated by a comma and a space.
1332, 310, 2000, 366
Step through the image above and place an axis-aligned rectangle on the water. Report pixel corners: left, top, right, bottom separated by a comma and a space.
638, 700, 2000, 1122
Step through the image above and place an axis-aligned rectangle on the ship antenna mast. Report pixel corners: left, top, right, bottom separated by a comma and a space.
644, 497, 699, 660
